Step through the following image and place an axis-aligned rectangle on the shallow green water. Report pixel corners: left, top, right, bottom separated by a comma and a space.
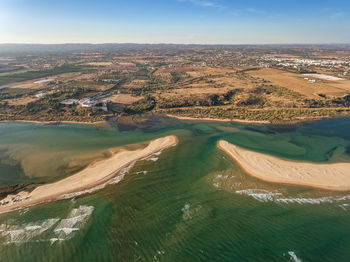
0, 117, 350, 262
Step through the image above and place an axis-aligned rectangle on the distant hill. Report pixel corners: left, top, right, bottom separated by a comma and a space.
1, 43, 349, 56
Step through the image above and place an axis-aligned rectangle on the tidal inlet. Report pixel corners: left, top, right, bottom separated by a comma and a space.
0, 118, 350, 261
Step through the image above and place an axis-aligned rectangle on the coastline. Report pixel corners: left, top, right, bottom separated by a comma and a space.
2, 114, 348, 127
0, 135, 178, 214
0, 119, 109, 126
166, 114, 270, 124
218, 140, 350, 191
0, 116, 269, 126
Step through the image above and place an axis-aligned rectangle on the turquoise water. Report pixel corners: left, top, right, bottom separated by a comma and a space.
0, 117, 350, 261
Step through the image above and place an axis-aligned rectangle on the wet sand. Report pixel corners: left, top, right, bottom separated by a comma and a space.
218, 140, 350, 191
0, 135, 178, 214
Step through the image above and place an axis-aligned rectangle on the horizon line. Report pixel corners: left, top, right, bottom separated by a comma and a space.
0, 42, 350, 46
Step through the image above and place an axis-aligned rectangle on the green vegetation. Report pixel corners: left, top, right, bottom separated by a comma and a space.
0, 65, 24, 74
237, 95, 266, 107
124, 96, 156, 114
157, 107, 350, 122
0, 65, 81, 86
170, 72, 182, 83
157, 89, 242, 109
259, 84, 302, 99
0, 88, 36, 100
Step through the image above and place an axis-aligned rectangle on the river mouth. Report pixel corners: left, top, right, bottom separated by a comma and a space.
0, 117, 350, 261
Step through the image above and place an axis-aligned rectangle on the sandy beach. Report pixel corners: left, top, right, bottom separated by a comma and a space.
166, 114, 270, 124
0, 119, 108, 126
0, 135, 178, 214
218, 140, 350, 191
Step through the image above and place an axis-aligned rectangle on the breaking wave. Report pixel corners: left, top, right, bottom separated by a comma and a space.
0, 205, 94, 245
136, 171, 148, 175
54, 205, 94, 239
235, 189, 350, 207
141, 150, 162, 162
59, 161, 137, 199
236, 189, 283, 202
59, 149, 160, 200
339, 203, 350, 211
288, 251, 302, 262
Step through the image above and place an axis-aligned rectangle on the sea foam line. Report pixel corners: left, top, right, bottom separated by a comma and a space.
288, 251, 302, 262
0, 205, 94, 245
59, 160, 137, 199
235, 189, 350, 205
59, 149, 162, 200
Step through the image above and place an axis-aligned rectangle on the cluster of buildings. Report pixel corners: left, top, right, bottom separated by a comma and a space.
261, 56, 349, 68
303, 77, 316, 83
60, 97, 109, 111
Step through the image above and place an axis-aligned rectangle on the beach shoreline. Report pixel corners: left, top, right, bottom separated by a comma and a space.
0, 119, 109, 126
0, 135, 178, 215
166, 114, 270, 124
218, 140, 350, 191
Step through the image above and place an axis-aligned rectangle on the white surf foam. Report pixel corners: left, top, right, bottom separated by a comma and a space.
236, 189, 283, 202
0, 218, 60, 244
59, 161, 136, 199
0, 205, 94, 245
25, 226, 42, 231
277, 196, 342, 205
59, 183, 107, 199
54, 205, 94, 238
236, 189, 350, 206
339, 204, 350, 211
61, 150, 162, 200
141, 150, 163, 162
136, 171, 148, 175
54, 227, 79, 235
49, 237, 65, 245
118, 161, 136, 177
288, 251, 302, 262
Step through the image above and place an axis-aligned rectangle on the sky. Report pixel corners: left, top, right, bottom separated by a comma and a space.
0, 0, 349, 44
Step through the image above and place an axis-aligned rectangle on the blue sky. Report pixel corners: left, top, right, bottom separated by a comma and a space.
1, 0, 349, 44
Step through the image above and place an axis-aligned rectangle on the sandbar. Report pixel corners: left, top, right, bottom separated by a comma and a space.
0, 135, 178, 214
218, 140, 350, 191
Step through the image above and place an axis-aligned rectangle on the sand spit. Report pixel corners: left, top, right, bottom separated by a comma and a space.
0, 135, 178, 214
218, 140, 350, 191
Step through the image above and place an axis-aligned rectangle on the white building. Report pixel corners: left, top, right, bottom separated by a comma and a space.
60, 99, 79, 106
35, 93, 47, 98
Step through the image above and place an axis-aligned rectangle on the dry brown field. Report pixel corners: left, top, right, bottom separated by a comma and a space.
247, 68, 350, 98
122, 79, 147, 89
107, 94, 143, 104
84, 62, 114, 67
5, 96, 41, 106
